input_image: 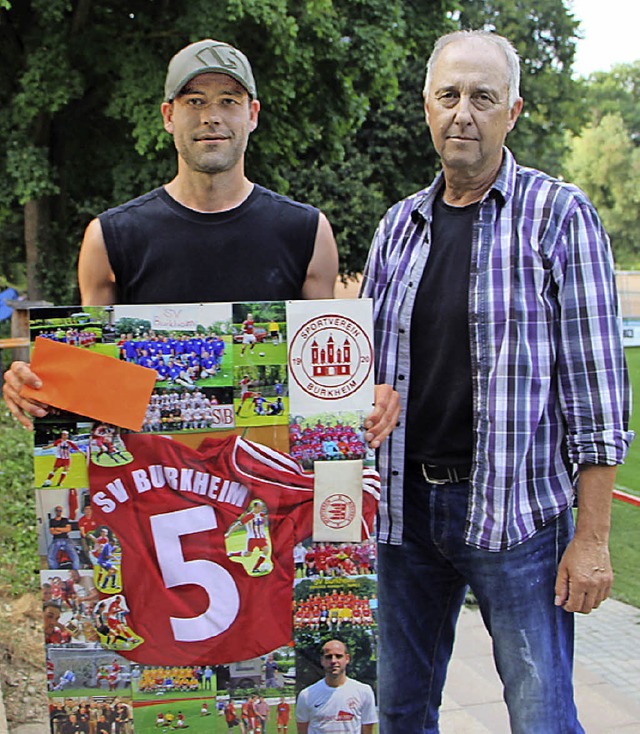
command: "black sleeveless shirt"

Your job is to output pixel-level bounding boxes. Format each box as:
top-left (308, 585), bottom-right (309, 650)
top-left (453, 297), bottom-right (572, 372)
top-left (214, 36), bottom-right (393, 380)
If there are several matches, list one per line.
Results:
top-left (99, 185), bottom-right (319, 304)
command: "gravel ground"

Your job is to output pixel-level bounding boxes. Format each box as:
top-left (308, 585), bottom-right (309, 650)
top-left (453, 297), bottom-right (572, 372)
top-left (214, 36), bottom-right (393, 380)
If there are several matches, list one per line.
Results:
top-left (0, 594), bottom-right (48, 733)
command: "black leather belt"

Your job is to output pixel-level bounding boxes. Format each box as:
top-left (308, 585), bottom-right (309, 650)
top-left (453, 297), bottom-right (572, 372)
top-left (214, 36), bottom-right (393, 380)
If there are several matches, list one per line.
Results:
top-left (418, 462), bottom-right (472, 485)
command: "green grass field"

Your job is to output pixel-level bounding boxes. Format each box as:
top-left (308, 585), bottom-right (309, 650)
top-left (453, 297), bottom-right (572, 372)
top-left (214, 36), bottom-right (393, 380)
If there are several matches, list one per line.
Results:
top-left (34, 452), bottom-right (89, 488)
top-left (133, 697), bottom-right (219, 733)
top-left (234, 395), bottom-right (289, 427)
top-left (232, 340), bottom-right (288, 366)
top-left (132, 696), bottom-right (298, 733)
top-left (610, 346), bottom-right (640, 606)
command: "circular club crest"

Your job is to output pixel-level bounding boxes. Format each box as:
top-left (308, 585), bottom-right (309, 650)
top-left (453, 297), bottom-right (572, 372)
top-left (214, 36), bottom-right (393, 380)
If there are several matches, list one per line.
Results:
top-left (288, 314), bottom-right (373, 400)
top-left (319, 493), bottom-right (357, 530)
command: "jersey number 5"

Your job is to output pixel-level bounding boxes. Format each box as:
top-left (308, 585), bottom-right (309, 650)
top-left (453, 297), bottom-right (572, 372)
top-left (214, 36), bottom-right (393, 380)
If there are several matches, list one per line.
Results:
top-left (150, 506), bottom-right (240, 642)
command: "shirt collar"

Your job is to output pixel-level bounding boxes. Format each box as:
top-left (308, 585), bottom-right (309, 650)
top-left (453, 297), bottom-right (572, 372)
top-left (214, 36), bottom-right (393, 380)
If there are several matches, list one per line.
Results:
top-left (411, 146), bottom-right (516, 223)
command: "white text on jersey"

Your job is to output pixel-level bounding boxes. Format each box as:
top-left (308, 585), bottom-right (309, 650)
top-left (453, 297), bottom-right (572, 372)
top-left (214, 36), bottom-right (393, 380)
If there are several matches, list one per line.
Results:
top-left (93, 464), bottom-right (249, 513)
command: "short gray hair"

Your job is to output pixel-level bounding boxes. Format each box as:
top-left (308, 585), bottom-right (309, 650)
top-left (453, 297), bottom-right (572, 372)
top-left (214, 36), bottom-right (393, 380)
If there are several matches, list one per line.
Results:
top-left (424, 30), bottom-right (521, 107)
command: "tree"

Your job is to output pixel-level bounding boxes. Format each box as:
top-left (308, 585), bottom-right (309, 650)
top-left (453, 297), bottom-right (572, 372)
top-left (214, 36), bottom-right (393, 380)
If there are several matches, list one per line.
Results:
top-left (580, 61), bottom-right (640, 144)
top-left (564, 113), bottom-right (640, 268)
top-left (1, 0), bottom-right (412, 300)
top-left (1, 0), bottom-right (586, 299)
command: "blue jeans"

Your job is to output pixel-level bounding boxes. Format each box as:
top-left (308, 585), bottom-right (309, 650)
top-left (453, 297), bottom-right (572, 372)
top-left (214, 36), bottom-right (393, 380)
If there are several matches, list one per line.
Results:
top-left (377, 463), bottom-right (583, 734)
top-left (47, 538), bottom-right (81, 570)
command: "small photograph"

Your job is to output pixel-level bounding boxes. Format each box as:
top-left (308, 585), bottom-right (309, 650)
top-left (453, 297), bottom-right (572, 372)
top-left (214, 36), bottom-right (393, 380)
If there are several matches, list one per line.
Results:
top-left (294, 539), bottom-right (377, 580)
top-left (29, 305), bottom-right (116, 355)
top-left (47, 648), bottom-right (131, 694)
top-left (224, 499), bottom-right (274, 577)
top-left (37, 488), bottom-right (92, 571)
top-left (217, 690), bottom-right (289, 734)
top-left (90, 525), bottom-right (123, 594)
top-left (293, 576), bottom-right (378, 637)
top-left (131, 664), bottom-right (216, 733)
top-left (112, 303), bottom-right (234, 389)
top-left (216, 645), bottom-right (296, 716)
top-left (49, 696), bottom-right (134, 734)
top-left (88, 422), bottom-right (133, 467)
top-left (234, 365), bottom-right (288, 426)
top-left (288, 411), bottom-right (371, 471)
top-left (41, 569), bottom-right (101, 647)
top-left (293, 636), bottom-right (378, 733)
top-left (141, 386), bottom-right (235, 433)
top-left (34, 422), bottom-right (90, 489)
top-left (132, 664), bottom-right (213, 697)
top-left (93, 594), bottom-right (144, 653)
top-left (232, 302), bottom-right (288, 366)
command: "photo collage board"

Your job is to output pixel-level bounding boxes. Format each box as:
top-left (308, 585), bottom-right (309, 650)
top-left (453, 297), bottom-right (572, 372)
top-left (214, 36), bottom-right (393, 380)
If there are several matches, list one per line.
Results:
top-left (31, 299), bottom-right (380, 733)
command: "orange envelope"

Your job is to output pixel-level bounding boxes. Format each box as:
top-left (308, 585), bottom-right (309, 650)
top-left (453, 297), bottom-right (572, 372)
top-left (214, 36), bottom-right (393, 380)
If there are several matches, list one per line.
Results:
top-left (20, 336), bottom-right (156, 431)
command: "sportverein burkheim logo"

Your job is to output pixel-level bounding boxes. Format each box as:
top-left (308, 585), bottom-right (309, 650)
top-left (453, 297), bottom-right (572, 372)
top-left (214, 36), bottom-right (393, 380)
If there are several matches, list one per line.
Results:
top-left (288, 314), bottom-right (373, 400)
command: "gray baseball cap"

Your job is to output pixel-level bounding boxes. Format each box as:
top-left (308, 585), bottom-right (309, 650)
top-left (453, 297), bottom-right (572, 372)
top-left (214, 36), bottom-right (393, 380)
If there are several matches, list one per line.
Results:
top-left (164, 39), bottom-right (257, 101)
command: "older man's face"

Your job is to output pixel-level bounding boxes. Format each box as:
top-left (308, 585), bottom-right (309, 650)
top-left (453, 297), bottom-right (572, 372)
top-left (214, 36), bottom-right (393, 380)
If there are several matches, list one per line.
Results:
top-left (425, 37), bottom-right (522, 183)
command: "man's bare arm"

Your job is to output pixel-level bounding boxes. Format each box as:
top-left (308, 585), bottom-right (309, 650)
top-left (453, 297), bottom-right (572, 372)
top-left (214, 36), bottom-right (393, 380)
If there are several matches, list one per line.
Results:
top-left (301, 212), bottom-right (339, 299)
top-left (78, 218), bottom-right (117, 307)
top-left (296, 722), bottom-right (309, 734)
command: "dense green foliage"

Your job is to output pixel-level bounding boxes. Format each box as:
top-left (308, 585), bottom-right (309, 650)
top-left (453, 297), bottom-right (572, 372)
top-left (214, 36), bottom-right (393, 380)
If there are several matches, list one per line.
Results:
top-left (563, 62), bottom-right (640, 268)
top-left (581, 61), bottom-right (640, 141)
top-left (1, 0), bottom-right (584, 301)
top-left (0, 408), bottom-right (38, 595)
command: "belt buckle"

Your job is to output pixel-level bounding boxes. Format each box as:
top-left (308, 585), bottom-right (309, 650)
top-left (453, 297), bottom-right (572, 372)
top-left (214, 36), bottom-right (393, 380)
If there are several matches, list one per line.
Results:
top-left (420, 464), bottom-right (466, 485)
top-left (421, 464), bottom-right (452, 485)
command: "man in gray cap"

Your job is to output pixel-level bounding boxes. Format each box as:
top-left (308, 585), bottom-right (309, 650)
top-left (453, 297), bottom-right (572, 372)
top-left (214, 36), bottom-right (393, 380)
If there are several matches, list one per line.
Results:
top-left (79, 38), bottom-right (338, 307)
top-left (4, 39), bottom-right (399, 448)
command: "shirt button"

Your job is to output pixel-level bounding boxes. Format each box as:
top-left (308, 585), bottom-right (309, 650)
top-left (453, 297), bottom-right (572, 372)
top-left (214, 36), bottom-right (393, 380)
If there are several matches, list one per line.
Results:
top-left (392, 470), bottom-right (399, 476)
top-left (399, 328), bottom-right (405, 334)
top-left (398, 374), bottom-right (405, 380)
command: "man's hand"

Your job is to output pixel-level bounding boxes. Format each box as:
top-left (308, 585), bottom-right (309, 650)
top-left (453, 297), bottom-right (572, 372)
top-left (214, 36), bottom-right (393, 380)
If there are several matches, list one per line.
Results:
top-left (364, 384), bottom-right (401, 449)
top-left (2, 361), bottom-right (50, 429)
top-left (555, 464), bottom-right (616, 614)
top-left (555, 535), bottom-right (613, 614)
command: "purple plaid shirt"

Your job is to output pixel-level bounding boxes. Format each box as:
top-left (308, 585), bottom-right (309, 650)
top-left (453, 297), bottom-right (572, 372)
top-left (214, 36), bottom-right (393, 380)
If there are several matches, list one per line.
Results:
top-left (361, 148), bottom-right (633, 550)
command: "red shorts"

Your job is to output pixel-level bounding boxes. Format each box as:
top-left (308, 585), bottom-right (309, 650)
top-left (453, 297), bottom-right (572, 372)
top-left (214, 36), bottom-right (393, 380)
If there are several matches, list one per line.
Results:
top-left (248, 538), bottom-right (268, 553)
top-left (53, 458), bottom-right (71, 469)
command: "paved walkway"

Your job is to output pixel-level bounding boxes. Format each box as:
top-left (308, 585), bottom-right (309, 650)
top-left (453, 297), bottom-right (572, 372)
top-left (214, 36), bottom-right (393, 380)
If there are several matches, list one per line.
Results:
top-left (440, 598), bottom-right (640, 733)
top-left (4, 599), bottom-right (640, 733)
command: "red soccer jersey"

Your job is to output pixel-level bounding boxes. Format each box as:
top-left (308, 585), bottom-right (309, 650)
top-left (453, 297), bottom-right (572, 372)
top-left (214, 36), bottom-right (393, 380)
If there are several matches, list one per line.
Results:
top-left (53, 438), bottom-right (81, 460)
top-left (277, 701), bottom-right (290, 721)
top-left (78, 514), bottom-right (97, 537)
top-left (89, 433), bottom-right (378, 665)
